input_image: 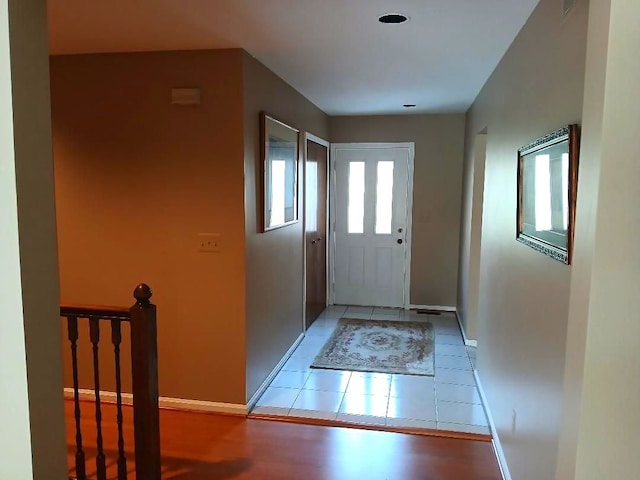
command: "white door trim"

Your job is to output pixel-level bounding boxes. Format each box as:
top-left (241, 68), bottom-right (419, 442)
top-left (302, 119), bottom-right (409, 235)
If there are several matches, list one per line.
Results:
top-left (303, 132), bottom-right (330, 332)
top-left (329, 142), bottom-right (415, 309)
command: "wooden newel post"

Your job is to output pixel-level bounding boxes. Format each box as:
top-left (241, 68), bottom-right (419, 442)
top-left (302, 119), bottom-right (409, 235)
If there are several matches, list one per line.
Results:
top-left (129, 283), bottom-right (161, 480)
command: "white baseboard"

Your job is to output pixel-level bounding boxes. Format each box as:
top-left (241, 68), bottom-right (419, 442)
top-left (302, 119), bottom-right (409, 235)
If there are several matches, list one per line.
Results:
top-left (65, 388), bottom-right (134, 405)
top-left (454, 310), bottom-right (478, 348)
top-left (246, 332), bottom-right (305, 410)
top-left (158, 396), bottom-right (246, 415)
top-left (64, 332), bottom-right (306, 417)
top-left (473, 371), bottom-right (511, 480)
top-left (409, 304), bottom-right (456, 312)
top-left (64, 388), bottom-right (247, 416)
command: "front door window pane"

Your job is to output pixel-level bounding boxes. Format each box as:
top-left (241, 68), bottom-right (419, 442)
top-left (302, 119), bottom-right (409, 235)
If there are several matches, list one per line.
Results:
top-left (348, 162), bottom-right (365, 234)
top-left (375, 161), bottom-right (394, 234)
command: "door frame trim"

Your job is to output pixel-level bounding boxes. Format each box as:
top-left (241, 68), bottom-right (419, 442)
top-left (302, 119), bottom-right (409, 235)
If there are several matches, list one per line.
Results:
top-left (329, 142), bottom-right (415, 309)
top-left (303, 132), bottom-right (330, 332)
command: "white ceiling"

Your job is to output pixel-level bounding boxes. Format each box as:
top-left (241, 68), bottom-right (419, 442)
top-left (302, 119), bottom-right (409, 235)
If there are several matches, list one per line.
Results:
top-left (47, 0), bottom-right (540, 115)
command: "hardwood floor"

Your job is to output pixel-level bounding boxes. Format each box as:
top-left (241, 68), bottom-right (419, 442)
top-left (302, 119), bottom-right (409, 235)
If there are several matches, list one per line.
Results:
top-left (65, 401), bottom-right (501, 479)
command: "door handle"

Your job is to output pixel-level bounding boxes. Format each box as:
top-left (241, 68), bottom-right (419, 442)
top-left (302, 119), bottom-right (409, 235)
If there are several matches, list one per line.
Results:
top-left (397, 239), bottom-right (403, 245)
top-left (312, 237), bottom-right (323, 245)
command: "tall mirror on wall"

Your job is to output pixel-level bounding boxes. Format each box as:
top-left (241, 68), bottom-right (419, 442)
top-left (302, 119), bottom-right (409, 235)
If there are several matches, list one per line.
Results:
top-left (517, 124), bottom-right (580, 264)
top-left (261, 113), bottom-right (299, 232)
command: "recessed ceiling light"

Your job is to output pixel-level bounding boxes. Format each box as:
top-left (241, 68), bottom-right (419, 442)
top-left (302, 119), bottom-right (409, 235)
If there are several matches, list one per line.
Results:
top-left (378, 13), bottom-right (409, 24)
top-left (403, 104), bottom-right (417, 108)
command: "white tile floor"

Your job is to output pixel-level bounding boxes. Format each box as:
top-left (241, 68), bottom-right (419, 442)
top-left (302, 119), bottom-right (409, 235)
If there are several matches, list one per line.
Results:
top-left (251, 305), bottom-right (490, 436)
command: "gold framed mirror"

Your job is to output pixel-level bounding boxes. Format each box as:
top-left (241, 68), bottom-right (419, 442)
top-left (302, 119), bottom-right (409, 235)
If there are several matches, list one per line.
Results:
top-left (516, 124), bottom-right (580, 264)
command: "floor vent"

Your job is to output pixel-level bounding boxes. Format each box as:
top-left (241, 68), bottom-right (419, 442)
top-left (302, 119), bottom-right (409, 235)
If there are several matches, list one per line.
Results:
top-left (416, 309), bottom-right (442, 315)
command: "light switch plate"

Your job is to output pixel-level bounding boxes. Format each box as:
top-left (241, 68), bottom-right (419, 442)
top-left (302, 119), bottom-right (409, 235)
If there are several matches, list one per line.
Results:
top-left (198, 233), bottom-right (220, 253)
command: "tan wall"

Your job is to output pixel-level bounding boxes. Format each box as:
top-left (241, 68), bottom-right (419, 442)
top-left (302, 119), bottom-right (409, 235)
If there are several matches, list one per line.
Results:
top-left (461, 0), bottom-right (589, 478)
top-left (458, 133), bottom-right (487, 340)
top-left (558, 0), bottom-right (640, 477)
top-left (243, 52), bottom-right (329, 401)
top-left (457, 134), bottom-right (475, 334)
top-left (0, 0), bottom-right (67, 478)
top-left (52, 49), bottom-right (248, 404)
top-left (329, 114), bottom-right (465, 307)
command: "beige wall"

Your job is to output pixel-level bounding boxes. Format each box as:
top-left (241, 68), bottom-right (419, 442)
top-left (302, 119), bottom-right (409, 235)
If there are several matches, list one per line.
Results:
top-left (558, 0), bottom-right (640, 477)
top-left (461, 0), bottom-right (589, 478)
top-left (556, 1), bottom-right (610, 475)
top-left (329, 115), bottom-right (465, 307)
top-left (52, 49), bottom-right (248, 404)
top-left (243, 52), bottom-right (329, 401)
top-left (458, 133), bottom-right (487, 340)
top-left (0, 0), bottom-right (67, 478)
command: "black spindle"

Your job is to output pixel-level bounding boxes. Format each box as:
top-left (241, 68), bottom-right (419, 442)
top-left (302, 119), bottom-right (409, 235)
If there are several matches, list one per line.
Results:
top-left (67, 316), bottom-right (87, 480)
top-left (111, 319), bottom-right (128, 479)
top-left (89, 318), bottom-right (107, 480)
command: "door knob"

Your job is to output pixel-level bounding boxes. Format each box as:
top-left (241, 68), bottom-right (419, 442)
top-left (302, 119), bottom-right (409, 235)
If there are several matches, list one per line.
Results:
top-left (397, 239), bottom-right (403, 245)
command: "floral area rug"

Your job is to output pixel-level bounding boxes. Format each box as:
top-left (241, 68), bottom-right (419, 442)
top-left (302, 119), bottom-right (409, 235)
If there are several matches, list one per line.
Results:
top-left (311, 318), bottom-right (434, 376)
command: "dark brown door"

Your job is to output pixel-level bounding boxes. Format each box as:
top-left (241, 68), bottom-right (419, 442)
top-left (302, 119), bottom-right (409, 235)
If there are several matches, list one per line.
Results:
top-left (305, 139), bottom-right (328, 328)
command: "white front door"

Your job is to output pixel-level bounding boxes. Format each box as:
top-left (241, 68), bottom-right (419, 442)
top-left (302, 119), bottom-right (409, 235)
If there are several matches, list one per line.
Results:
top-left (331, 143), bottom-right (414, 308)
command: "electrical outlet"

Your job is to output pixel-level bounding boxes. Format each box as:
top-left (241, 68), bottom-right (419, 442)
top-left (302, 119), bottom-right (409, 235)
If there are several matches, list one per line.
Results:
top-left (198, 233), bottom-right (221, 253)
top-left (511, 409), bottom-right (517, 435)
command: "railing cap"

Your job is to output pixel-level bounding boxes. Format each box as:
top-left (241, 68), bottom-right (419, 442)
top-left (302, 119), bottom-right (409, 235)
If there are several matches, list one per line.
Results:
top-left (133, 283), bottom-right (153, 305)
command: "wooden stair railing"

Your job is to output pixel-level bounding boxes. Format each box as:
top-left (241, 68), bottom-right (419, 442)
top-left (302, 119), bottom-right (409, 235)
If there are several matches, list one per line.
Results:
top-left (60, 283), bottom-right (160, 480)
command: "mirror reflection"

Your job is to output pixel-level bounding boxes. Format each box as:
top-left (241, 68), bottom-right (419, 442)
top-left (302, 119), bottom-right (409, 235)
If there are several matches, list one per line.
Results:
top-left (521, 145), bottom-right (569, 247)
top-left (262, 114), bottom-right (299, 231)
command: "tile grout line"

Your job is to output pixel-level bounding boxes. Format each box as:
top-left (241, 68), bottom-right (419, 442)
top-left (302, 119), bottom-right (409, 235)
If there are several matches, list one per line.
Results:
top-left (434, 370), bottom-right (440, 426)
top-left (383, 375), bottom-right (393, 425)
top-left (333, 372), bottom-right (353, 417)
top-left (287, 373), bottom-right (310, 415)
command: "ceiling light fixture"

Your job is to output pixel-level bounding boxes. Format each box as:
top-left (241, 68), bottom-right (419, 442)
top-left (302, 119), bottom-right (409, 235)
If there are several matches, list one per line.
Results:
top-left (378, 13), bottom-right (409, 24)
top-left (403, 104), bottom-right (417, 108)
